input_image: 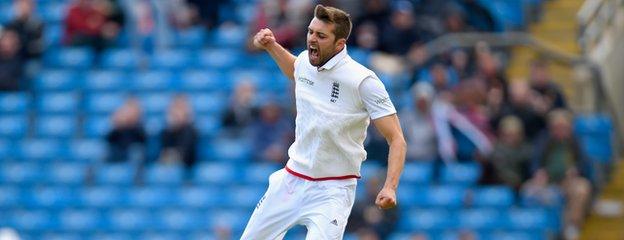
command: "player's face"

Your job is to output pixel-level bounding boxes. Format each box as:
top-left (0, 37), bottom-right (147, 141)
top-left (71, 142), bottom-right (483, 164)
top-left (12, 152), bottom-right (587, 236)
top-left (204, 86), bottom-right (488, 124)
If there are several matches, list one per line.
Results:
top-left (307, 17), bottom-right (345, 67)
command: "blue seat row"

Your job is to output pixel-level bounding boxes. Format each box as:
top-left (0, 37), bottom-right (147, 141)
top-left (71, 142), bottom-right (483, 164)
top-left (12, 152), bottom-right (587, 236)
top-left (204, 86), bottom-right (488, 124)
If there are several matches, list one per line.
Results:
top-left (2, 208), bottom-right (249, 232)
top-left (390, 230), bottom-right (549, 240)
top-left (34, 69), bottom-right (288, 93)
top-left (399, 208), bottom-right (559, 232)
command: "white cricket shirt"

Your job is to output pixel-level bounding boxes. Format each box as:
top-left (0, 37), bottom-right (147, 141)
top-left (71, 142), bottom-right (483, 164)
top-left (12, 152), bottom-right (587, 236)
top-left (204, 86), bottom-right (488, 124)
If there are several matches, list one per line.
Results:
top-left (285, 47), bottom-right (396, 180)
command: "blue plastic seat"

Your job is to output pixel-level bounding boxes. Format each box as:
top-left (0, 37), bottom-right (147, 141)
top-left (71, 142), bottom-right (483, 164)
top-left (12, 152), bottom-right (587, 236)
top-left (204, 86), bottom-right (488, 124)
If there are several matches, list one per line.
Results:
top-left (575, 114), bottom-right (614, 163)
top-left (37, 93), bottom-right (78, 113)
top-left (37, 1), bottom-right (68, 23)
top-left (506, 208), bottom-right (554, 231)
top-left (85, 70), bottom-right (127, 92)
top-left (144, 115), bottom-right (166, 136)
top-left (44, 23), bottom-right (63, 47)
top-left (139, 232), bottom-right (185, 240)
top-left (0, 186), bottom-right (21, 208)
top-left (70, 139), bottom-right (107, 162)
top-left (156, 209), bottom-right (204, 231)
top-left (133, 71), bottom-right (176, 91)
top-left (150, 50), bottom-right (192, 70)
top-left (458, 209), bottom-right (503, 230)
top-left (44, 47), bottom-right (94, 68)
top-left (208, 210), bottom-right (248, 232)
top-left (194, 162), bottom-right (238, 185)
top-left (189, 93), bottom-right (227, 114)
top-left (45, 162), bottom-right (87, 185)
top-left (0, 140), bottom-right (12, 159)
top-left (85, 93), bottom-right (125, 114)
top-left (441, 163), bottom-right (482, 185)
top-left (128, 187), bottom-right (175, 207)
top-left (35, 70), bottom-right (80, 91)
top-left (177, 186), bottom-right (222, 207)
top-left (471, 186), bottom-right (515, 207)
top-left (144, 164), bottom-right (184, 185)
top-left (18, 139), bottom-right (66, 160)
top-left (243, 163), bottom-right (280, 184)
top-left (28, 186), bottom-right (78, 208)
top-left (9, 210), bottom-right (55, 231)
top-left (401, 209), bottom-right (455, 231)
top-left (0, 162), bottom-right (42, 184)
top-left (80, 186), bottom-right (128, 207)
top-left (108, 209), bottom-right (154, 231)
top-left (0, 115), bottom-right (28, 138)
top-left (90, 233), bottom-right (133, 240)
top-left (17, 139), bottom-right (65, 161)
top-left (0, 93), bottom-right (29, 113)
top-left (84, 116), bottom-right (111, 138)
top-left (415, 186), bottom-right (467, 207)
top-left (176, 26), bottom-right (206, 48)
top-left (402, 162), bottom-right (434, 184)
top-left (179, 70), bottom-right (223, 92)
top-left (101, 48), bottom-right (143, 69)
top-left (139, 93), bottom-right (172, 115)
top-left (36, 115), bottom-right (76, 138)
top-left (487, 231), bottom-right (546, 240)
top-left (360, 161), bottom-right (382, 180)
top-left (94, 163), bottom-right (137, 185)
top-left (197, 48), bottom-right (244, 69)
top-left (210, 137), bottom-right (252, 162)
top-left (195, 115), bottom-right (221, 137)
top-left (209, 26), bottom-right (246, 48)
top-left (58, 209), bottom-right (102, 231)
top-left (229, 69), bottom-right (273, 91)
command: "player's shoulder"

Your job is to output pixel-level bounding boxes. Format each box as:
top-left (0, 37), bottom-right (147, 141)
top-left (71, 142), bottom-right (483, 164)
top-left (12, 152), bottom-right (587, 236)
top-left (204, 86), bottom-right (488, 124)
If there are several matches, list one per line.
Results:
top-left (343, 55), bottom-right (373, 74)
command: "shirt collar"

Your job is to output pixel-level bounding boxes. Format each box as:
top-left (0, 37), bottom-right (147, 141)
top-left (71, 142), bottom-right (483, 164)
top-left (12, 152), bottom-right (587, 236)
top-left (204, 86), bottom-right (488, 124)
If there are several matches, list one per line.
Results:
top-left (317, 46), bottom-right (348, 71)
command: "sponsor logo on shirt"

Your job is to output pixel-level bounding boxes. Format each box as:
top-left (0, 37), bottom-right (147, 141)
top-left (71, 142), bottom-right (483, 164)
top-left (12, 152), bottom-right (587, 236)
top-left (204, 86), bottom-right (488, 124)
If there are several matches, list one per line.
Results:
top-left (298, 77), bottom-right (314, 86)
top-left (374, 97), bottom-right (391, 106)
top-left (330, 82), bottom-right (340, 103)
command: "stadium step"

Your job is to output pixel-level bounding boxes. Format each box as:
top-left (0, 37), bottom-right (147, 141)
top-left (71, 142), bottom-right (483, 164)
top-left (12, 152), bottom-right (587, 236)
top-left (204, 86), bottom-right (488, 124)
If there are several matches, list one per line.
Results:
top-left (506, 0), bottom-right (583, 107)
top-left (581, 160), bottom-right (624, 240)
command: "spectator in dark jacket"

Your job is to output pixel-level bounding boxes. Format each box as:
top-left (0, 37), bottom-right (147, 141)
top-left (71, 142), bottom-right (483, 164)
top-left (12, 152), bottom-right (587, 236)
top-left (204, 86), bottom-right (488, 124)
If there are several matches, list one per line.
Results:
top-left (0, 29), bottom-right (24, 91)
top-left (251, 100), bottom-right (293, 164)
top-left (530, 109), bottom-right (591, 239)
top-left (159, 95), bottom-right (198, 169)
top-left (5, 0), bottom-right (44, 60)
top-left (106, 98), bottom-right (147, 162)
top-left (529, 59), bottom-right (567, 110)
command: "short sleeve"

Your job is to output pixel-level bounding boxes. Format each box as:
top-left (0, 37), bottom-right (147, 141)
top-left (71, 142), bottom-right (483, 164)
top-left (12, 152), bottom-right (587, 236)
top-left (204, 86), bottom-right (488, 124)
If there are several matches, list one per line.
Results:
top-left (359, 76), bottom-right (396, 119)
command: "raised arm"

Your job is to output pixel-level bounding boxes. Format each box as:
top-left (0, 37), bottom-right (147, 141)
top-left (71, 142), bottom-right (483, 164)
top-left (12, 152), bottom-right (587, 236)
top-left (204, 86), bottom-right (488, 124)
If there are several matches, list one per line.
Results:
top-left (253, 28), bottom-right (297, 81)
top-left (372, 114), bottom-right (407, 209)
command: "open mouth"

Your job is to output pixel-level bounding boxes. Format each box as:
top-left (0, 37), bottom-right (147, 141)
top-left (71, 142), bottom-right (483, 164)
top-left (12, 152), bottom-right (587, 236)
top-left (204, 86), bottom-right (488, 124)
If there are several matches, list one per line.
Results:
top-left (309, 45), bottom-right (319, 62)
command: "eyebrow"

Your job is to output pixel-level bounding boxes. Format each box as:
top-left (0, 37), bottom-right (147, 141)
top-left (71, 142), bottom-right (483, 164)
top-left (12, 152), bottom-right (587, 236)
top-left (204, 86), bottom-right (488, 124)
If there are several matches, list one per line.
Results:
top-left (308, 27), bottom-right (328, 36)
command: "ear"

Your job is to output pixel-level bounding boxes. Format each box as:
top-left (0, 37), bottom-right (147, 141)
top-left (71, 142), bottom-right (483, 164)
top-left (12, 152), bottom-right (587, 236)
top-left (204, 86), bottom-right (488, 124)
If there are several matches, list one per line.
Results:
top-left (335, 38), bottom-right (346, 51)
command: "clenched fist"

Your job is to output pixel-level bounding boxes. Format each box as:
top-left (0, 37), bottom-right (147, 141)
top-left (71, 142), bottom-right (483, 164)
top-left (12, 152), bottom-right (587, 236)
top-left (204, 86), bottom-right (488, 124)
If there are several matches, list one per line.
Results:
top-left (375, 187), bottom-right (397, 209)
top-left (253, 28), bottom-right (276, 50)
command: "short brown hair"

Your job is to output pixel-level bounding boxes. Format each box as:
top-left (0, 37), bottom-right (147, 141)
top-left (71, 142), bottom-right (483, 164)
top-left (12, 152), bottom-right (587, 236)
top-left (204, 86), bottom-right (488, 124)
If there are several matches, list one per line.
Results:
top-left (314, 4), bottom-right (352, 41)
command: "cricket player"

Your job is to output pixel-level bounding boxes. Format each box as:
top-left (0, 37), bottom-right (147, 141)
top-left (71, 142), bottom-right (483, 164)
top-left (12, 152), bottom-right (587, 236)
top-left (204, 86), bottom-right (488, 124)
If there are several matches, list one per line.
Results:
top-left (241, 4), bottom-right (406, 239)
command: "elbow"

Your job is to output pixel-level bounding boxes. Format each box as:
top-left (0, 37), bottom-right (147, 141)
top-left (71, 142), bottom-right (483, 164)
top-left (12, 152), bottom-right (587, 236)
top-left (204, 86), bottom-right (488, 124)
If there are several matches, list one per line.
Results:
top-left (393, 137), bottom-right (407, 153)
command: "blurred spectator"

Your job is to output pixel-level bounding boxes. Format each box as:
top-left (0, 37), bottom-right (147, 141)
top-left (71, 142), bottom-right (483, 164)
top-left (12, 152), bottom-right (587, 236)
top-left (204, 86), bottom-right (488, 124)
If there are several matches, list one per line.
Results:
top-left (400, 82), bottom-right (437, 161)
top-left (187, 0), bottom-right (230, 29)
top-left (351, 0), bottom-right (389, 50)
top-left (0, 29), bottom-right (24, 91)
top-left (251, 100), bottom-right (292, 164)
top-left (449, 49), bottom-right (471, 80)
top-left (4, 0), bottom-right (44, 60)
top-left (347, 175), bottom-right (398, 239)
top-left (379, 1), bottom-right (428, 55)
top-left (64, 0), bottom-right (123, 52)
top-left (490, 81), bottom-right (546, 141)
top-left (158, 95), bottom-right (198, 169)
top-left (457, 0), bottom-right (496, 31)
top-left (454, 78), bottom-right (494, 138)
top-left (222, 80), bottom-right (259, 135)
top-left (249, 0), bottom-right (311, 50)
top-left (106, 98), bottom-right (147, 162)
top-left (520, 169), bottom-right (562, 207)
top-left (529, 59), bottom-right (567, 110)
top-left (531, 109), bottom-right (592, 238)
top-left (482, 116), bottom-right (531, 189)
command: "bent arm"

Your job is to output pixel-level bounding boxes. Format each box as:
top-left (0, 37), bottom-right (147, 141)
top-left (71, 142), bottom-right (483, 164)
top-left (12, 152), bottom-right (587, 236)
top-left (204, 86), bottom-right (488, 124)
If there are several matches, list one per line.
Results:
top-left (372, 114), bottom-right (407, 190)
top-left (253, 28), bottom-right (296, 80)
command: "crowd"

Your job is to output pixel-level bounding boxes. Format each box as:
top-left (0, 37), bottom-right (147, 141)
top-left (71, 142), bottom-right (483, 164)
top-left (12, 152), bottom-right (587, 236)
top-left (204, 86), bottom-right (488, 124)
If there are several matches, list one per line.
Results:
top-left (0, 0), bottom-right (601, 239)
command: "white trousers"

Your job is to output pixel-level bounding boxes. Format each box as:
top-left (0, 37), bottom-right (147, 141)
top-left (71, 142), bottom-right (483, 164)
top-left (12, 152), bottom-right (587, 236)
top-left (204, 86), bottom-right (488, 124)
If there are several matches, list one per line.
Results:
top-left (240, 169), bottom-right (357, 240)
